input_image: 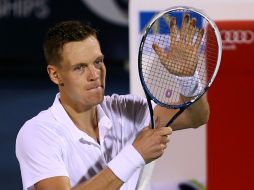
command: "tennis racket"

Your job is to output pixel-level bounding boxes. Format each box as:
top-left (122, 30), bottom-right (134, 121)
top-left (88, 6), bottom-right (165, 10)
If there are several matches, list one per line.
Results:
top-left (138, 6), bottom-right (222, 129)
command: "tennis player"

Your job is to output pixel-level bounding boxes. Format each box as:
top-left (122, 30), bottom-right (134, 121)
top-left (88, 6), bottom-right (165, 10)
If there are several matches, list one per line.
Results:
top-left (16, 20), bottom-right (209, 190)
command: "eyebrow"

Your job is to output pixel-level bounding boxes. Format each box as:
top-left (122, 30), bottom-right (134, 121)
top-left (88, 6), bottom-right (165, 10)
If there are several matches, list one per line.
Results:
top-left (95, 55), bottom-right (104, 61)
top-left (71, 55), bottom-right (104, 68)
top-left (71, 63), bottom-right (87, 68)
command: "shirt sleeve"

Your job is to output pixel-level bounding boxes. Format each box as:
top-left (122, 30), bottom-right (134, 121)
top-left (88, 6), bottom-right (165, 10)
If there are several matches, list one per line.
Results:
top-left (16, 121), bottom-right (69, 190)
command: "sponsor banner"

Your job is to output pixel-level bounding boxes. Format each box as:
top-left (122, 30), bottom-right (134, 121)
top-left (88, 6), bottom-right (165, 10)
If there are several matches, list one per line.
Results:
top-left (130, 4), bottom-right (207, 187)
top-left (130, 1), bottom-right (254, 189)
top-left (0, 0), bottom-right (50, 19)
top-left (0, 0), bottom-right (129, 64)
top-left (139, 11), bottom-right (203, 32)
top-left (80, 0), bottom-right (128, 26)
top-left (208, 21), bottom-right (254, 190)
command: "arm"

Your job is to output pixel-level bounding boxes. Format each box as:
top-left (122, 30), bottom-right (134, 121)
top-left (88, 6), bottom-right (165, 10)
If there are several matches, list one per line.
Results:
top-left (35, 168), bottom-right (123, 190)
top-left (16, 124), bottom-right (123, 190)
top-left (154, 93), bottom-right (210, 131)
top-left (152, 15), bottom-right (209, 130)
top-left (34, 127), bottom-right (172, 190)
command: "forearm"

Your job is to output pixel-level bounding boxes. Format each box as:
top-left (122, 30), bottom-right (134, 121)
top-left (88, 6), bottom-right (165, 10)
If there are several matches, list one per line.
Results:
top-left (35, 145), bottom-right (144, 190)
top-left (181, 93), bottom-right (210, 128)
top-left (154, 93), bottom-right (209, 131)
top-left (72, 167), bottom-right (123, 190)
top-left (73, 144), bottom-right (145, 190)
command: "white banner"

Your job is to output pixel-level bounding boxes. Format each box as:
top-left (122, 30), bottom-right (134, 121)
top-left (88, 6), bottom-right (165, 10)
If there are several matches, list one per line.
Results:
top-left (129, 0), bottom-right (254, 189)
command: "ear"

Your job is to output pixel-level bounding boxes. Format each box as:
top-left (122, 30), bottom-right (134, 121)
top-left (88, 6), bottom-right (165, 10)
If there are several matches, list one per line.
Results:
top-left (47, 65), bottom-right (63, 86)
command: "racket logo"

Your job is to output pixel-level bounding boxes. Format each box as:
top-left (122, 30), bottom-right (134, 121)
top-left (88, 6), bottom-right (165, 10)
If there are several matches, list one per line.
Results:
top-left (221, 30), bottom-right (254, 44)
top-left (165, 89), bottom-right (172, 98)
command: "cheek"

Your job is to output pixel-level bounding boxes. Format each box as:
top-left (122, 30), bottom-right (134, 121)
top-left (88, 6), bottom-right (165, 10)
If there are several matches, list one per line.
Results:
top-left (63, 74), bottom-right (84, 90)
top-left (101, 66), bottom-right (106, 86)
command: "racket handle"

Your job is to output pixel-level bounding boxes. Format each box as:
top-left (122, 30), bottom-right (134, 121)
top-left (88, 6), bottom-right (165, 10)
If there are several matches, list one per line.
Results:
top-left (147, 99), bottom-right (155, 129)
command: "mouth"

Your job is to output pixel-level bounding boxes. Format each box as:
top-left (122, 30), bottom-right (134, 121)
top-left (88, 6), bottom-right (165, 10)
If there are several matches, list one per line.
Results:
top-left (86, 82), bottom-right (104, 91)
top-left (88, 86), bottom-right (103, 91)
top-left (86, 86), bottom-right (104, 97)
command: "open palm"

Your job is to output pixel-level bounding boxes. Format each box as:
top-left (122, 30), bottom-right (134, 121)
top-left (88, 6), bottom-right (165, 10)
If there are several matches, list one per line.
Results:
top-left (152, 14), bottom-right (204, 77)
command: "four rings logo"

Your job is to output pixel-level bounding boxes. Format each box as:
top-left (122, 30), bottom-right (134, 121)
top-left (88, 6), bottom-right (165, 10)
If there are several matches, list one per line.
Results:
top-left (221, 30), bottom-right (254, 44)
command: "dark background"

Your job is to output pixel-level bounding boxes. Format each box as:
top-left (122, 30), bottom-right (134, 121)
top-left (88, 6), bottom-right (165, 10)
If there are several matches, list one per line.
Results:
top-left (0, 0), bottom-right (129, 189)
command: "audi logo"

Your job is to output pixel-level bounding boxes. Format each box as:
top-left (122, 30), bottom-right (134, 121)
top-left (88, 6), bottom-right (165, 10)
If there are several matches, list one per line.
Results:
top-left (220, 30), bottom-right (254, 44)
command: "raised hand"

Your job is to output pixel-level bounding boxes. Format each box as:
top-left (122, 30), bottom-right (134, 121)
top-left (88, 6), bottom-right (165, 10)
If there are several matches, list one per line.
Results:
top-left (152, 14), bottom-right (204, 77)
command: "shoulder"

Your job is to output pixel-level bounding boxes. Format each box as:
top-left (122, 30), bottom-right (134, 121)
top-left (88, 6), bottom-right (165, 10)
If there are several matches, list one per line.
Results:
top-left (15, 109), bottom-right (68, 189)
top-left (101, 94), bottom-right (148, 114)
top-left (100, 94), bottom-right (149, 124)
top-left (18, 108), bottom-right (59, 136)
top-left (102, 94), bottom-right (147, 107)
top-left (16, 109), bottom-right (63, 156)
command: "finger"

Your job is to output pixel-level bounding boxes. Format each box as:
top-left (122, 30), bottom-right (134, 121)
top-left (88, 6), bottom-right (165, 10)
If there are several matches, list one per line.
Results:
top-left (160, 136), bottom-right (170, 144)
top-left (180, 14), bottom-right (190, 43)
top-left (160, 143), bottom-right (167, 150)
top-left (194, 28), bottom-right (204, 50)
top-left (163, 14), bottom-right (171, 27)
top-left (160, 143), bottom-right (168, 155)
top-left (170, 17), bottom-right (177, 44)
top-left (168, 126), bottom-right (173, 132)
top-left (152, 43), bottom-right (167, 61)
top-left (152, 20), bottom-right (159, 34)
top-left (154, 143), bottom-right (167, 157)
top-left (156, 126), bottom-right (173, 136)
top-left (186, 17), bottom-right (196, 45)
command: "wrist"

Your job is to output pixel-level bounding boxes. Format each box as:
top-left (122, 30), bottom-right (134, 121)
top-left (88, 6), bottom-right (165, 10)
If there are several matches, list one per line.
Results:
top-left (107, 144), bottom-right (145, 182)
top-left (176, 71), bottom-right (203, 97)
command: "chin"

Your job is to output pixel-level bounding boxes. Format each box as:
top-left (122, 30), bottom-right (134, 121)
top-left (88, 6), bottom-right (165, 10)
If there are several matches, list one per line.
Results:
top-left (88, 93), bottom-right (104, 104)
top-left (83, 87), bottom-right (104, 104)
top-left (86, 96), bottom-right (104, 107)
top-left (96, 93), bottom-right (104, 103)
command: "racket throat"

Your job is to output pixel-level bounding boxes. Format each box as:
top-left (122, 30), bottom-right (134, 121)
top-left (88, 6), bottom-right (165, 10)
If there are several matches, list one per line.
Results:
top-left (146, 98), bottom-right (155, 129)
top-left (165, 108), bottom-right (185, 127)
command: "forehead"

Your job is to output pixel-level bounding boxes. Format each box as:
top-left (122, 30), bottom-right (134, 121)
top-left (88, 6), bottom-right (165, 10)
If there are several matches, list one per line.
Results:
top-left (61, 36), bottom-right (102, 65)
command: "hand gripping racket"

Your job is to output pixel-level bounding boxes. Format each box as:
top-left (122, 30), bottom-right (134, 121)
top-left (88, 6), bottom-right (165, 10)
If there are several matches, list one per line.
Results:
top-left (138, 6), bottom-right (222, 129)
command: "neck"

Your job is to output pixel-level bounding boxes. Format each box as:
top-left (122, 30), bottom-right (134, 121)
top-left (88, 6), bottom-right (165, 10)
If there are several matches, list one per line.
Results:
top-left (60, 98), bottom-right (99, 142)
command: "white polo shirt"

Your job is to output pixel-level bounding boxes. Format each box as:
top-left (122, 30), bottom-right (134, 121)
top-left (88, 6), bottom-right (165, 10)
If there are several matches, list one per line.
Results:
top-left (16, 93), bottom-right (151, 190)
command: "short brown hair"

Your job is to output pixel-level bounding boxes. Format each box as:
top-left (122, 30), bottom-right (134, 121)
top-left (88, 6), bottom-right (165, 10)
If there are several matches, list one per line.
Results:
top-left (43, 20), bottom-right (97, 66)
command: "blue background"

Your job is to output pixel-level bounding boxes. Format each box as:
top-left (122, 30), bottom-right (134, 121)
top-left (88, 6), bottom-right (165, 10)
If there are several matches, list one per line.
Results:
top-left (0, 0), bottom-right (129, 189)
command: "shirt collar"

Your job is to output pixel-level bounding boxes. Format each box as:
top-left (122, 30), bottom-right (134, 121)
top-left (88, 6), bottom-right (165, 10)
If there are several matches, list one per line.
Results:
top-left (97, 104), bottom-right (113, 143)
top-left (50, 93), bottom-right (112, 145)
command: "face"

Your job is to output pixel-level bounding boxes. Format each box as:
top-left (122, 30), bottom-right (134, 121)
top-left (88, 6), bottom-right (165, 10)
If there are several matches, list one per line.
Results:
top-left (48, 36), bottom-right (106, 110)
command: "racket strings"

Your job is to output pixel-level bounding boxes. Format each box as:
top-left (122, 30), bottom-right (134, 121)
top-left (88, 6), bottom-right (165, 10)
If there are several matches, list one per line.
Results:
top-left (141, 11), bottom-right (219, 105)
top-left (143, 55), bottom-right (179, 99)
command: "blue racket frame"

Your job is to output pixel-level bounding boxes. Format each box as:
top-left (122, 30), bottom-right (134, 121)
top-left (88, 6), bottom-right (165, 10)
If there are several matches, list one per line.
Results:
top-left (138, 6), bottom-right (222, 129)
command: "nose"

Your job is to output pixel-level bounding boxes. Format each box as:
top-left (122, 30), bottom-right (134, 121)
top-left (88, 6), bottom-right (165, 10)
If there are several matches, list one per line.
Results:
top-left (87, 65), bottom-right (99, 81)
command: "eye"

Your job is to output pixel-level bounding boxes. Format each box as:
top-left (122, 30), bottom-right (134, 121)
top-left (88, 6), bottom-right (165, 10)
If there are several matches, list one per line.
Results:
top-left (95, 58), bottom-right (104, 65)
top-left (95, 58), bottom-right (104, 68)
top-left (73, 65), bottom-right (85, 72)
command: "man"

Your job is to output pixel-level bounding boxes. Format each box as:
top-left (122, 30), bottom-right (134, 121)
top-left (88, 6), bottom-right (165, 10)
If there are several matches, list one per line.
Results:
top-left (16, 18), bottom-right (209, 190)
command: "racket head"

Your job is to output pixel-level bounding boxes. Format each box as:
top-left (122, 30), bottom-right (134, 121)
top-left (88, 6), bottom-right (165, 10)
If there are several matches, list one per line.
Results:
top-left (138, 6), bottom-right (222, 109)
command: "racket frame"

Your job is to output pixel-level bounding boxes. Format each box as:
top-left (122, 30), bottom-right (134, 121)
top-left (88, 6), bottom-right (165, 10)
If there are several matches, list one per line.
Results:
top-left (138, 6), bottom-right (222, 128)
